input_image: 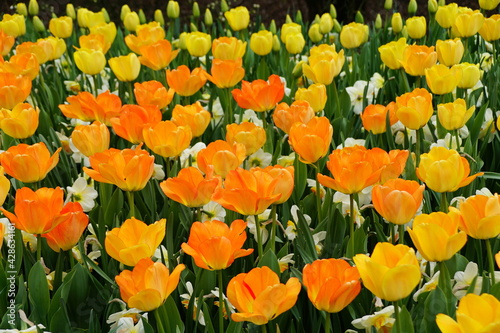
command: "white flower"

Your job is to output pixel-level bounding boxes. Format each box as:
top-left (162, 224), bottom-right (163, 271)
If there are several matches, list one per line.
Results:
top-left (336, 137), bottom-right (366, 149)
top-left (210, 287), bottom-right (235, 319)
top-left (430, 133), bottom-right (462, 151)
top-left (234, 109), bottom-right (263, 127)
top-left (278, 253), bottom-right (295, 272)
top-left (64, 80), bottom-right (81, 94)
top-left (332, 192), bottom-right (366, 227)
top-left (370, 72), bottom-right (385, 93)
top-left (201, 201), bottom-right (226, 222)
top-left (152, 163), bottom-right (165, 180)
top-left (284, 205), bottom-right (312, 241)
top-left (352, 305), bottom-right (395, 331)
top-left (306, 179), bottom-right (326, 200)
top-left (413, 271), bottom-right (440, 301)
top-left (152, 245), bottom-right (169, 267)
top-left (476, 187), bottom-right (494, 197)
top-left (180, 142), bottom-right (207, 169)
top-left (210, 98), bottom-right (224, 125)
top-left (277, 152), bottom-right (295, 167)
top-left (450, 262), bottom-right (500, 299)
top-left (106, 305), bottom-right (144, 330)
top-left (180, 282), bottom-right (207, 326)
top-left (480, 52), bottom-right (494, 72)
top-left (313, 231), bottom-right (327, 255)
top-left (278, 76), bottom-right (291, 96)
top-left (115, 317), bottom-right (145, 333)
top-left (247, 149), bottom-right (272, 168)
top-left (0, 310), bottom-right (51, 332)
top-left (346, 80), bottom-right (375, 114)
top-left (246, 209), bottom-right (275, 244)
top-left (66, 177), bottom-right (98, 212)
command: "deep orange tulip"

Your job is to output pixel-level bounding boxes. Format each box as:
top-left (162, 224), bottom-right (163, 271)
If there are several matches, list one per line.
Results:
top-left (79, 33), bottom-right (111, 54)
top-left (361, 102), bottom-right (398, 135)
top-left (294, 83), bottom-right (327, 113)
top-left (272, 100), bottom-right (315, 134)
top-left (166, 65), bottom-right (207, 97)
top-left (0, 72), bottom-right (31, 109)
top-left (139, 39), bottom-right (179, 71)
top-left (260, 165), bottom-right (294, 204)
top-left (182, 219), bottom-right (253, 270)
top-left (142, 120), bottom-right (192, 158)
top-left (197, 140), bottom-right (246, 178)
top-left (160, 166), bottom-right (219, 208)
top-left (453, 194), bottom-right (500, 239)
top-left (0, 102), bottom-right (39, 139)
top-left (171, 102), bottom-right (211, 137)
top-left (2, 52), bottom-right (40, 80)
top-left (227, 266), bottom-right (301, 325)
top-left (288, 116), bottom-right (333, 164)
top-left (206, 58), bottom-right (245, 89)
top-left (302, 258), bottom-right (361, 313)
top-left (0, 142), bottom-right (61, 183)
top-left (226, 121), bottom-right (266, 156)
top-left (232, 74), bottom-right (285, 112)
top-left (400, 44), bottom-right (438, 77)
top-left (83, 146), bottom-right (155, 192)
top-left (43, 202), bottom-right (89, 252)
top-left (59, 90), bottom-right (122, 126)
top-left (395, 88), bottom-right (433, 130)
top-left (116, 258), bottom-right (185, 311)
top-left (0, 30), bottom-right (15, 56)
top-left (124, 22), bottom-right (165, 54)
top-left (372, 178), bottom-right (425, 225)
top-left (212, 167), bottom-right (282, 215)
top-left (111, 104), bottom-right (162, 144)
top-left (71, 121), bottom-right (110, 158)
top-left (105, 217), bottom-right (166, 266)
top-left (212, 36), bottom-right (246, 60)
top-left (134, 80), bottom-right (174, 109)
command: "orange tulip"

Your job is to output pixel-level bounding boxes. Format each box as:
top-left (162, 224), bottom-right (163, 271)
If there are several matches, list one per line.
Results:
top-left (134, 80), bottom-right (174, 109)
top-left (0, 142), bottom-right (61, 183)
top-left (116, 257), bottom-right (185, 311)
top-left (38, 36), bottom-right (66, 61)
top-left (227, 266), bottom-right (301, 325)
top-left (226, 121), bottom-right (266, 156)
top-left (395, 88), bottom-right (433, 130)
top-left (166, 65), bottom-right (207, 97)
top-left (0, 102), bottom-right (39, 139)
top-left (171, 102), bottom-right (211, 137)
top-left (260, 165), bottom-right (294, 204)
top-left (206, 58), bottom-right (245, 89)
top-left (400, 44), bottom-right (438, 77)
top-left (83, 146), bottom-right (155, 192)
top-left (361, 102), bottom-right (398, 135)
top-left (302, 258), bottom-right (361, 313)
top-left (272, 100), bottom-right (315, 134)
top-left (111, 104), bottom-right (162, 144)
top-left (105, 217), bottom-right (166, 266)
top-left (16, 41), bottom-right (49, 65)
top-left (160, 166), bottom-right (219, 208)
top-left (71, 121), bottom-right (110, 158)
top-left (372, 178), bottom-right (425, 225)
top-left (288, 116), bottom-right (333, 164)
top-left (0, 187), bottom-right (68, 235)
top-left (139, 39), bottom-right (179, 71)
top-left (197, 140), bottom-right (246, 178)
top-left (181, 219), bottom-right (253, 270)
top-left (0, 166), bottom-right (10, 207)
top-left (89, 22), bottom-right (117, 48)
top-left (0, 30), bottom-right (15, 56)
top-left (380, 149), bottom-right (410, 184)
top-left (453, 194), bottom-right (500, 239)
top-left (212, 167), bottom-right (282, 215)
top-left (0, 72), bottom-right (31, 109)
top-left (59, 90), bottom-right (122, 126)
top-left (232, 74), bottom-right (285, 112)
top-left (124, 22), bottom-right (165, 54)
top-left (3, 53), bottom-right (40, 80)
top-left (212, 36), bottom-right (246, 60)
top-left (79, 33), bottom-right (111, 54)
top-left (43, 202), bottom-right (89, 252)
top-left (142, 120), bottom-right (192, 158)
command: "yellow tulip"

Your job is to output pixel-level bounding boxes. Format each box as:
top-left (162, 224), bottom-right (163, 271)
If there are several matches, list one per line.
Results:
top-left (391, 13), bottom-right (403, 33)
top-left (454, 194), bottom-right (500, 240)
top-left (479, 14), bottom-right (500, 42)
top-left (425, 64), bottom-right (461, 95)
top-left (49, 16), bottom-right (73, 38)
top-left (406, 16), bottom-right (426, 39)
top-left (451, 9), bottom-right (484, 38)
top-left (123, 11), bottom-right (140, 32)
top-left (285, 31), bottom-right (305, 54)
top-left (74, 48), bottom-right (106, 75)
top-left (109, 53), bottom-right (141, 82)
top-left (378, 37), bottom-right (407, 70)
top-left (186, 31), bottom-right (211, 57)
top-left (435, 3), bottom-right (458, 29)
top-left (452, 63), bottom-right (481, 89)
top-left (224, 6), bottom-right (250, 31)
top-left (437, 99), bottom-right (475, 131)
top-left (250, 30), bottom-right (273, 56)
top-left (340, 22), bottom-right (369, 49)
top-left (436, 38), bottom-right (464, 67)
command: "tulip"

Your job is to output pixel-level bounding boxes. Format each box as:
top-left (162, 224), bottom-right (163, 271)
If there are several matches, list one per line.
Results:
top-left (302, 259), bottom-right (361, 313)
top-left (166, 0), bottom-right (180, 19)
top-left (391, 13), bottom-right (403, 33)
top-left (280, 22), bottom-right (302, 43)
top-left (273, 100), bottom-right (315, 134)
top-left (294, 83), bottom-right (327, 113)
top-left (308, 23), bottom-right (323, 43)
top-left (261, 165), bottom-right (294, 204)
top-left (435, 3), bottom-right (458, 29)
top-left (166, 65), bottom-right (207, 97)
top-left (451, 9), bottom-right (484, 38)
top-left (205, 58), bottom-right (245, 89)
top-left (0, 142), bottom-right (61, 183)
top-left (224, 6), bottom-right (250, 31)
top-left (79, 33), bottom-right (110, 54)
top-left (400, 44), bottom-right (437, 77)
top-left (417, 146), bottom-right (483, 193)
top-left (288, 116), bottom-right (333, 164)
top-left (479, 14), bottom-right (500, 42)
top-left (116, 258), bottom-right (185, 311)
top-left (302, 44), bottom-right (345, 85)
top-left (340, 22), bottom-right (369, 49)
top-left (109, 53), bottom-right (141, 82)
top-left (171, 102), bottom-right (211, 137)
top-left (40, 36), bottom-right (66, 61)
top-left (105, 218), bottom-right (166, 266)
top-left (227, 266), bottom-right (301, 325)
top-left (0, 103), bottom-right (39, 139)
top-left (160, 167), bottom-right (219, 208)
top-left (285, 32), bottom-right (306, 54)
top-left (406, 16), bottom-right (426, 39)
top-left (453, 194), bottom-right (500, 239)
top-left (250, 30), bottom-right (273, 56)
top-left (139, 40), bottom-right (179, 71)
top-left (0, 14), bottom-right (26, 37)
top-left (319, 13), bottom-right (334, 34)
top-left (134, 81), bottom-right (174, 109)
top-left (197, 140), bottom-right (246, 178)
top-left (15, 41), bottom-right (48, 64)
top-left (43, 202), bottom-right (89, 252)
top-left (452, 63), bottom-right (481, 89)
top-left (395, 88), bottom-right (433, 130)
top-left (3, 53), bottom-right (39, 80)
top-left (407, 211), bottom-right (467, 262)
top-left (124, 22), bottom-right (165, 54)
top-left (425, 64), bottom-right (461, 95)
top-left (232, 74), bottom-right (285, 112)
top-left (0, 72), bottom-right (31, 109)
top-left (186, 31), bottom-right (211, 57)
top-left (49, 16), bottom-right (73, 38)
top-left (16, 3), bottom-right (27, 16)
top-left (372, 178), bottom-right (425, 225)
top-left (77, 9), bottom-right (106, 29)
top-left (212, 36), bottom-right (246, 60)
top-left (226, 122), bottom-right (266, 156)
top-left (0, 167), bottom-right (10, 206)
top-left (143, 120), bottom-right (192, 158)
top-left (73, 48), bottom-right (106, 75)
top-left (204, 8), bottom-right (213, 26)
top-left (361, 103), bottom-right (397, 135)
top-left (480, 0), bottom-right (500, 10)
top-left (111, 104), bottom-right (162, 144)
top-left (182, 219), bottom-right (253, 270)
top-left (123, 11), bottom-right (140, 32)
top-left (378, 37), bottom-right (407, 70)
top-left (436, 38), bottom-right (464, 67)
top-left (0, 30), bottom-right (15, 56)
top-left (438, 99), bottom-right (475, 131)
top-left (89, 22), bottom-right (117, 47)
top-left (71, 121), bottom-right (110, 158)
top-left (353, 242), bottom-right (421, 301)
top-left (436, 293), bottom-right (500, 332)
top-left (83, 146), bottom-right (155, 192)
top-left (59, 90), bottom-right (122, 126)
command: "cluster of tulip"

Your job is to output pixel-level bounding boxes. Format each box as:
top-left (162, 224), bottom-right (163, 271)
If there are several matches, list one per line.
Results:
top-left (0, 0), bottom-right (500, 332)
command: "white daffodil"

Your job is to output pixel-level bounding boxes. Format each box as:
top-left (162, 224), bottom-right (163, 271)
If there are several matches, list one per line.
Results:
top-left (180, 142), bottom-right (207, 169)
top-left (352, 305), bottom-right (395, 332)
top-left (246, 209), bottom-right (275, 244)
top-left (284, 205), bottom-right (312, 241)
top-left (277, 152), bottom-right (295, 167)
top-left (201, 201), bottom-right (226, 222)
top-left (180, 282), bottom-right (207, 326)
top-left (247, 149), bottom-right (272, 168)
top-left (278, 253), bottom-right (295, 272)
top-left (66, 176), bottom-right (98, 212)
top-left (234, 109), bottom-right (263, 127)
top-left (413, 271), bottom-right (440, 301)
top-left (346, 80), bottom-right (375, 114)
top-left (336, 137), bottom-right (366, 149)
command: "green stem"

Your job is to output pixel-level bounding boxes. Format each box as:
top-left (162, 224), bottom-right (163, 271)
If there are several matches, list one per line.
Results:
top-left (349, 194), bottom-right (355, 257)
top-left (454, 129), bottom-right (461, 152)
top-left (486, 238), bottom-right (496, 286)
top-left (218, 270), bottom-right (225, 333)
top-left (269, 205), bottom-right (277, 254)
top-left (440, 192), bottom-right (448, 213)
top-left (53, 250), bottom-right (64, 291)
top-left (36, 234), bottom-right (42, 262)
top-left (255, 214), bottom-right (264, 259)
top-left (127, 191), bottom-right (135, 218)
top-left (261, 324), bottom-right (267, 333)
top-left (400, 68), bottom-right (411, 93)
top-left (398, 224), bottom-right (405, 245)
top-left (127, 81), bottom-right (135, 104)
top-left (415, 128), bottom-right (421, 167)
top-left (196, 206), bottom-right (202, 223)
top-left (315, 162), bottom-right (322, 224)
top-left (154, 307), bottom-right (166, 333)
top-left (393, 301), bottom-right (402, 333)
top-left (324, 311), bottom-right (331, 333)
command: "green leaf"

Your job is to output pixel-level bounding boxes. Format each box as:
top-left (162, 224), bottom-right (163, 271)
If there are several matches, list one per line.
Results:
top-left (257, 249), bottom-right (281, 276)
top-left (422, 288), bottom-right (447, 333)
top-left (28, 261), bottom-right (50, 325)
top-left (392, 305), bottom-right (415, 333)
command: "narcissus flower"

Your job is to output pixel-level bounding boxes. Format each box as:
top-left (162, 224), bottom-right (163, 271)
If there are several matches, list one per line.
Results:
top-left (400, 44), bottom-right (437, 76)
top-left (232, 74), bottom-right (285, 112)
top-left (138, 39), bottom-right (179, 71)
top-left (437, 99), bottom-right (475, 131)
top-left (0, 103), bottom-right (39, 139)
top-left (273, 100), bottom-right (315, 134)
top-left (361, 102), bottom-right (398, 135)
top-left (105, 218), bottom-right (166, 266)
top-left (59, 90), bottom-right (122, 126)
top-left (142, 120), bottom-right (192, 158)
top-left (71, 121), bottom-right (110, 158)
top-left (353, 242), bottom-right (421, 301)
top-left (395, 87), bottom-right (433, 130)
top-left (417, 146), bottom-right (483, 193)
top-left (171, 102), bottom-right (211, 138)
top-left (73, 47), bottom-right (106, 75)
top-left (83, 146), bottom-right (155, 192)
top-left (0, 142), bottom-right (61, 183)
top-left (407, 210), bottom-right (467, 262)
top-left (378, 37), bottom-right (407, 70)
top-left (227, 266), bottom-right (301, 325)
top-left (166, 65), bottom-right (207, 97)
top-left (109, 53), bottom-right (141, 82)
top-left (116, 258), bottom-right (185, 312)
top-left (436, 38), bottom-right (464, 67)
top-left (0, 72), bottom-right (32, 109)
top-left (224, 6), bottom-right (250, 31)
top-left (111, 104), bottom-right (162, 144)
top-left (294, 83), bottom-right (327, 113)
top-left (43, 202), bottom-right (89, 252)
top-left (197, 140), bottom-right (246, 178)
top-left (226, 122), bottom-right (266, 156)
top-left (212, 36), bottom-right (246, 60)
top-left (206, 58), bottom-right (245, 88)
top-left (134, 80), bottom-right (174, 109)
top-left (453, 194), bottom-right (500, 239)
top-left (288, 116), bottom-right (333, 164)
top-left (302, 258), bottom-right (361, 313)
top-left (340, 22), bottom-right (369, 49)
top-left (182, 219), bottom-right (253, 270)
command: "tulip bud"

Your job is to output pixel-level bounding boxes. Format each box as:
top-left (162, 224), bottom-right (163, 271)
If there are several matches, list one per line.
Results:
top-left (28, 0), bottom-right (39, 16)
top-left (102, 8), bottom-right (110, 23)
top-left (167, 1), bottom-right (180, 19)
top-left (401, 26), bottom-right (408, 38)
top-left (154, 9), bottom-right (164, 25)
top-left (285, 14), bottom-right (293, 24)
top-left (295, 10), bottom-right (303, 24)
top-left (16, 3), bottom-right (28, 16)
top-left (272, 34), bottom-right (280, 52)
top-left (355, 11), bottom-right (364, 23)
top-left (319, 13), bottom-right (334, 34)
top-left (269, 19), bottom-right (277, 34)
top-left (178, 32), bottom-right (188, 49)
top-left (292, 61), bottom-right (305, 78)
top-left (330, 4), bottom-right (337, 19)
top-left (408, 0), bottom-right (418, 15)
top-left (204, 8), bottom-right (213, 26)
top-left (189, 22), bottom-right (198, 32)
top-left (428, 0), bottom-right (439, 13)
top-left (308, 23), bottom-right (323, 43)
top-left (33, 15), bottom-right (45, 32)
top-left (137, 9), bottom-right (146, 24)
top-left (66, 4), bottom-right (76, 20)
top-left (221, 0), bottom-right (229, 13)
top-left (392, 13), bottom-right (403, 33)
top-left (124, 12), bottom-right (140, 31)
top-left (193, 2), bottom-right (200, 18)
top-left (333, 19), bottom-right (342, 33)
top-left (375, 14), bottom-right (383, 29)
top-left (384, 0), bottom-right (393, 10)
top-left (120, 5), bottom-right (131, 22)
top-left (438, 0), bottom-right (445, 5)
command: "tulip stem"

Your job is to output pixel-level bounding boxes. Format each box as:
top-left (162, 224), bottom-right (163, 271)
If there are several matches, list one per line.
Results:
top-left (440, 192), bottom-right (448, 213)
top-left (261, 324), bottom-right (267, 333)
top-left (349, 194), bottom-right (355, 257)
top-left (53, 250), bottom-right (64, 291)
top-left (255, 214), bottom-right (264, 259)
top-left (315, 161), bottom-right (322, 225)
top-left (127, 191), bottom-right (135, 218)
top-left (36, 234), bottom-right (42, 262)
top-left (154, 307), bottom-right (166, 333)
top-left (393, 301), bottom-right (402, 333)
top-left (398, 224), bottom-right (405, 245)
top-left (324, 311), bottom-right (331, 332)
top-left (127, 81), bottom-right (135, 104)
top-left (415, 128), bottom-right (421, 167)
top-left (486, 238), bottom-right (496, 286)
top-left (454, 129), bottom-right (461, 152)
top-left (217, 269), bottom-right (225, 333)
top-left (270, 204), bottom-right (277, 254)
